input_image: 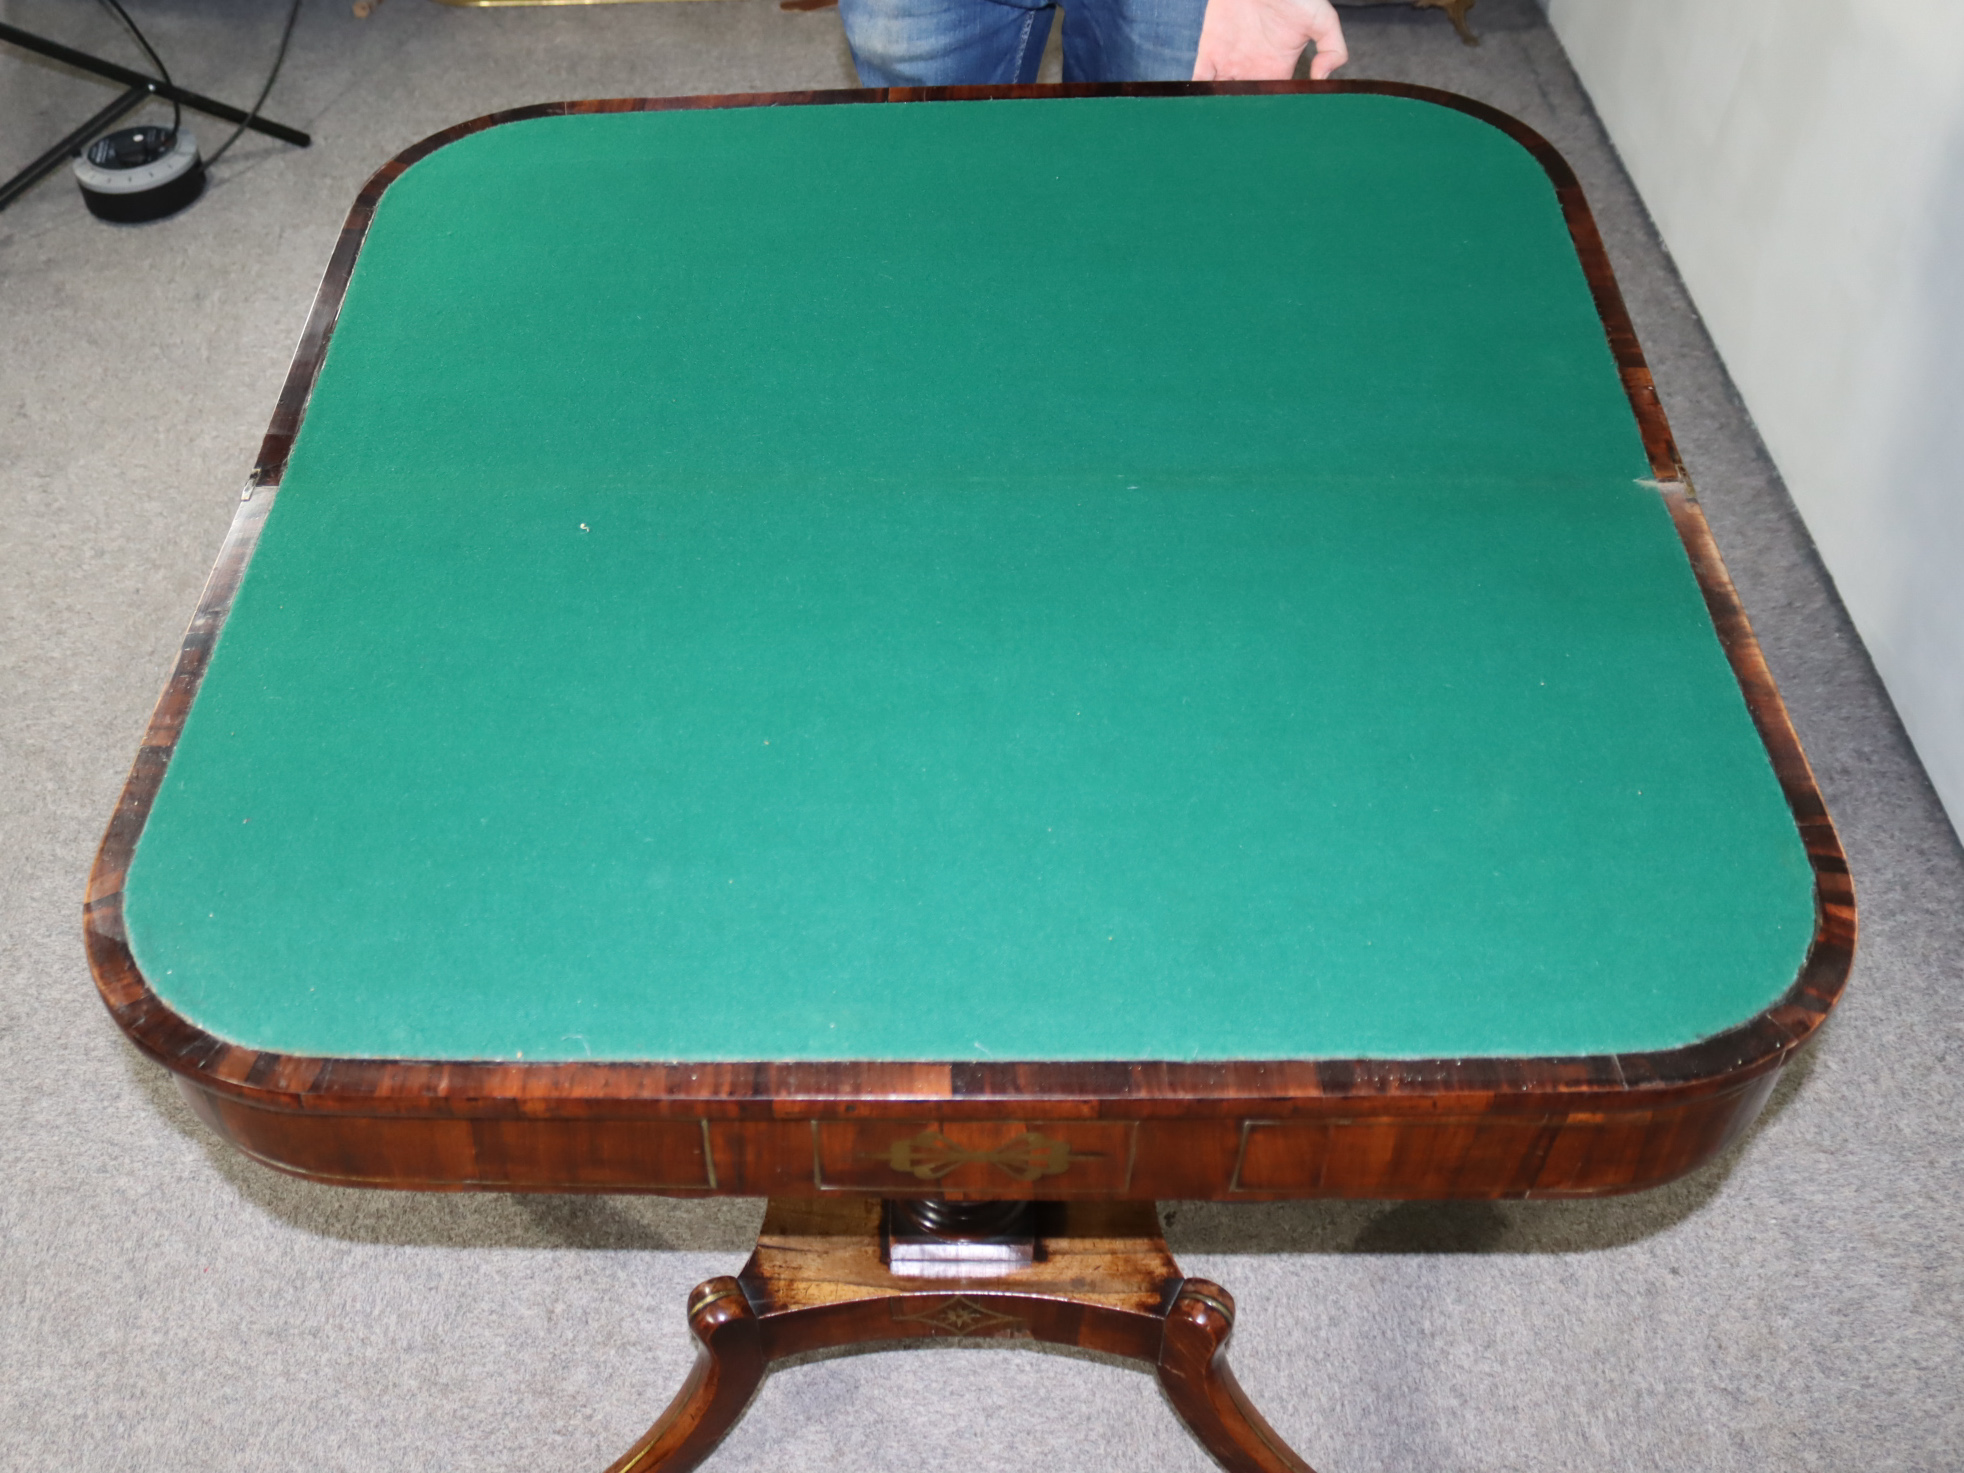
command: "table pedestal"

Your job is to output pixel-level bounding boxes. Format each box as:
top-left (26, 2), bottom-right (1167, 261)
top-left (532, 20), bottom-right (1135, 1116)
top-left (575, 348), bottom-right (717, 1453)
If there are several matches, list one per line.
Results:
top-left (605, 1197), bottom-right (1313, 1473)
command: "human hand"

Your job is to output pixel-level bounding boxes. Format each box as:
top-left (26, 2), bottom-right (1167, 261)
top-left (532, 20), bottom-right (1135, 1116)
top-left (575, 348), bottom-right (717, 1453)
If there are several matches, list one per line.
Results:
top-left (1192, 0), bottom-right (1349, 81)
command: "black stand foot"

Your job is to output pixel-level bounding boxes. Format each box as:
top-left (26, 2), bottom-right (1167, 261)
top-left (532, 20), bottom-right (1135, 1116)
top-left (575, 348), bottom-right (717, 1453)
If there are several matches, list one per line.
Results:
top-left (0, 20), bottom-right (311, 213)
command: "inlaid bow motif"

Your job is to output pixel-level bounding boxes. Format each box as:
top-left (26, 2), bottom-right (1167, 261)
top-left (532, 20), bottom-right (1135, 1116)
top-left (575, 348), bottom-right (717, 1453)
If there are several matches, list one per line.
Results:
top-left (882, 1128), bottom-right (1079, 1182)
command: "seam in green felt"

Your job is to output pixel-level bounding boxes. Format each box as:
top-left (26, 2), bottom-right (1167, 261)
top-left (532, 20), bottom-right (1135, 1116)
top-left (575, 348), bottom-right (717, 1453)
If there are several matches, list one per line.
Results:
top-left (122, 95), bottom-right (1815, 1062)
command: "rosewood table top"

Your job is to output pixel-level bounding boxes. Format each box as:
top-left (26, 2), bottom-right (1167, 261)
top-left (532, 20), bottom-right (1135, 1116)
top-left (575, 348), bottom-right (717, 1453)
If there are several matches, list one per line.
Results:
top-left (87, 83), bottom-right (1853, 1204)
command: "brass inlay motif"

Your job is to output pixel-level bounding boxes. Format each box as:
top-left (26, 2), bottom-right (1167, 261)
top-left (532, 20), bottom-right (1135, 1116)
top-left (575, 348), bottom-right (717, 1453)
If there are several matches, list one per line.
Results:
top-left (876, 1128), bottom-right (1090, 1183)
top-left (892, 1295), bottom-right (1025, 1336)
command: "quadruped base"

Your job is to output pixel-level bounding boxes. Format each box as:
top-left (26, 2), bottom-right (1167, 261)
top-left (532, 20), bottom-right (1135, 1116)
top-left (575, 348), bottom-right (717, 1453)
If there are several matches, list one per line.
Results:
top-left (607, 1197), bottom-right (1314, 1473)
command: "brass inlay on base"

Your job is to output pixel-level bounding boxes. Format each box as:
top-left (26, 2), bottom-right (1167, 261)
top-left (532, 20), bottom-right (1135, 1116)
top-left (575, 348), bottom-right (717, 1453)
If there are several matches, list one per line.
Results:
top-left (891, 1295), bottom-right (1027, 1335)
top-left (603, 1198), bottom-right (1317, 1472)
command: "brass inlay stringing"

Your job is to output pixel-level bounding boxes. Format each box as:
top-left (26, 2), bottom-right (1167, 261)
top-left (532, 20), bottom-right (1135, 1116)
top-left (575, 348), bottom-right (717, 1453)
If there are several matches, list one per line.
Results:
top-left (699, 1118), bottom-right (718, 1191)
top-left (1176, 1285), bottom-right (1236, 1326)
top-left (687, 1282), bottom-right (746, 1318)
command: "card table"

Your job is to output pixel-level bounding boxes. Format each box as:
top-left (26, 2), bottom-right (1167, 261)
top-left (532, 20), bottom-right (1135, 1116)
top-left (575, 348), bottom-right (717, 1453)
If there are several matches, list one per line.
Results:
top-left (87, 82), bottom-right (1854, 1473)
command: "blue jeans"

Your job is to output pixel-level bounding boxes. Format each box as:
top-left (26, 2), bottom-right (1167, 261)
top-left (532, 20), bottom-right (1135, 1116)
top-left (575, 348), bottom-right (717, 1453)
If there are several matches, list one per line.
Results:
top-left (839, 0), bottom-right (1208, 85)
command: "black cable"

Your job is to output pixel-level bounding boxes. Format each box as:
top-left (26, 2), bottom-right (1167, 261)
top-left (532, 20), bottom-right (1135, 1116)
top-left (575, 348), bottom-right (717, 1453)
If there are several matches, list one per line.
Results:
top-left (204, 0), bottom-right (303, 170)
top-left (94, 0), bottom-right (179, 136)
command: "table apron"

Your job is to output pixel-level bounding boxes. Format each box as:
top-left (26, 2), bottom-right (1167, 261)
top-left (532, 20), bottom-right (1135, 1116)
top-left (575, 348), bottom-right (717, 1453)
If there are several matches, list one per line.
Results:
top-left (176, 1069), bottom-right (1780, 1199)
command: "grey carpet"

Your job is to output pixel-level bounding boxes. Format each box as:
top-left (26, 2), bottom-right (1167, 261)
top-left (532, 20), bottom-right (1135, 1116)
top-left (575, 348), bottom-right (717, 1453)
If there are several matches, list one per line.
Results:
top-left (3, 1), bottom-right (1961, 1469)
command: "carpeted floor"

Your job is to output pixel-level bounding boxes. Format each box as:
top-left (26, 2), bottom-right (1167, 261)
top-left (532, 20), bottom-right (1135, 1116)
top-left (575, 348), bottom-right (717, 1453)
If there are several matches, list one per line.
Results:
top-left (3, 1), bottom-right (1961, 1469)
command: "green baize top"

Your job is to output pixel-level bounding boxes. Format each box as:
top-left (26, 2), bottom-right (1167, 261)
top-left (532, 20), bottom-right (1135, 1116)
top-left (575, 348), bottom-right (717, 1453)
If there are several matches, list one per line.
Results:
top-left (123, 94), bottom-right (1816, 1063)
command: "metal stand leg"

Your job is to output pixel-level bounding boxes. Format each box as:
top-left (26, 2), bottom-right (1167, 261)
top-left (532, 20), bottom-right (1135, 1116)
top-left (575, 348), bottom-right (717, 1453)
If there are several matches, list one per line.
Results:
top-left (0, 20), bottom-right (311, 213)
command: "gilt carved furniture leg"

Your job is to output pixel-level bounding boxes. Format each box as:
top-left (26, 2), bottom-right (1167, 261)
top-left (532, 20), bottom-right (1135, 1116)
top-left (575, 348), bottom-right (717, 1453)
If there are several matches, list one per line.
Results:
top-left (606, 1198), bottom-right (1318, 1473)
